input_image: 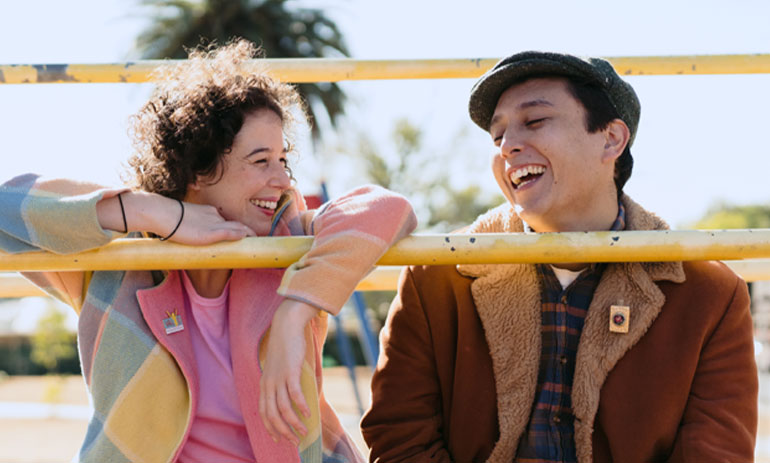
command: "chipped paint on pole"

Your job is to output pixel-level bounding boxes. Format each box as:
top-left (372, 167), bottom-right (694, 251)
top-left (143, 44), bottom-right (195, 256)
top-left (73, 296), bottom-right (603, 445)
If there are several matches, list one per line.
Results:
top-left (0, 230), bottom-right (769, 272)
top-left (2, 54), bottom-right (770, 85)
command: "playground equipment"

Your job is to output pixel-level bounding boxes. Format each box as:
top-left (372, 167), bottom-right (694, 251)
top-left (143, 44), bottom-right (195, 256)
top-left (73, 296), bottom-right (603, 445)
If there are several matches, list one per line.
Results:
top-left (2, 54), bottom-right (770, 413)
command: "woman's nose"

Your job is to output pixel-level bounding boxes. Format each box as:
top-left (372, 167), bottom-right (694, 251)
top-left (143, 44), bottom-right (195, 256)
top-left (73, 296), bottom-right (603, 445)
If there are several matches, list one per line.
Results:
top-left (269, 164), bottom-right (292, 189)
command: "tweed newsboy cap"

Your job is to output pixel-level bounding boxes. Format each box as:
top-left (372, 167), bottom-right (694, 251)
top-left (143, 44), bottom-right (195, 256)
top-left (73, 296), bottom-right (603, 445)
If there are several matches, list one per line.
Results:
top-left (469, 51), bottom-right (641, 146)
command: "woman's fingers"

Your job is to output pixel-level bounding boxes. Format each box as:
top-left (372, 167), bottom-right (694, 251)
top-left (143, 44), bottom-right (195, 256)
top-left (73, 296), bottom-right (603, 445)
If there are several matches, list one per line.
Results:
top-left (276, 384), bottom-right (304, 443)
top-left (258, 384), bottom-right (279, 442)
top-left (168, 214), bottom-right (254, 244)
top-left (262, 380), bottom-right (298, 445)
top-left (157, 201), bottom-right (261, 244)
top-left (260, 373), bottom-right (309, 446)
top-left (258, 301), bottom-right (318, 446)
top-left (287, 373), bottom-right (310, 420)
top-left (209, 222), bottom-right (254, 241)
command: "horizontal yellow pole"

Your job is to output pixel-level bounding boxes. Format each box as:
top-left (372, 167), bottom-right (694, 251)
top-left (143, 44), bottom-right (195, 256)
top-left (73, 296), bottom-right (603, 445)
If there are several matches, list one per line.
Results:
top-left (723, 259), bottom-right (770, 283)
top-left (3, 257), bottom-right (770, 300)
top-left (606, 54), bottom-right (770, 76)
top-left (358, 259), bottom-right (770, 287)
top-left (0, 268), bottom-right (404, 297)
top-left (2, 54), bottom-right (770, 85)
top-left (0, 230), bottom-right (769, 272)
top-left (0, 274), bottom-right (47, 298)
top-left (355, 266), bottom-right (404, 291)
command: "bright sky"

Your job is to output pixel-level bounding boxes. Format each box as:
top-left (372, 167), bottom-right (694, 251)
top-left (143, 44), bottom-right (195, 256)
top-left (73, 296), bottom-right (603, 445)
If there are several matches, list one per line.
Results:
top-left (1, 0), bottom-right (769, 228)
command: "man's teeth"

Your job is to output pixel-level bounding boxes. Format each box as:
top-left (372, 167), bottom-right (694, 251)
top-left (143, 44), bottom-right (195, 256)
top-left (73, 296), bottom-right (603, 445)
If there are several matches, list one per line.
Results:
top-left (510, 165), bottom-right (546, 186)
top-left (251, 199), bottom-right (277, 209)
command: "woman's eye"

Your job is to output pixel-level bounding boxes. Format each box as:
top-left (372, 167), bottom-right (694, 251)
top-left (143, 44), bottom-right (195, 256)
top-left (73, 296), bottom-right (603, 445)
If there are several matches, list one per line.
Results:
top-left (492, 135), bottom-right (502, 146)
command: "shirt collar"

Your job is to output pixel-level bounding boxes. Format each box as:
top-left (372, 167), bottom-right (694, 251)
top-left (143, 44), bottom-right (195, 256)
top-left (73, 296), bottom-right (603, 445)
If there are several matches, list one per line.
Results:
top-left (534, 201), bottom-right (626, 275)
top-left (610, 201), bottom-right (626, 232)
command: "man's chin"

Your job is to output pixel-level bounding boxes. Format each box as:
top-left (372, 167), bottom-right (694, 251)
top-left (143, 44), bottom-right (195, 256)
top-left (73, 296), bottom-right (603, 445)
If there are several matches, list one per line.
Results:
top-left (515, 206), bottom-right (559, 233)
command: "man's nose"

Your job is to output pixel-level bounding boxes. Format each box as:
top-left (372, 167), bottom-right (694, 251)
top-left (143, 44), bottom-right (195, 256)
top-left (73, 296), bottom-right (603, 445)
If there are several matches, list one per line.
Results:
top-left (499, 130), bottom-right (524, 158)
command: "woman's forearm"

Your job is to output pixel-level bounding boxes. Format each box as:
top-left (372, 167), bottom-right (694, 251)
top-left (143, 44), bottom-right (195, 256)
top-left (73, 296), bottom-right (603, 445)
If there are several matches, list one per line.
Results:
top-left (97, 190), bottom-right (255, 244)
top-left (96, 190), bottom-right (179, 236)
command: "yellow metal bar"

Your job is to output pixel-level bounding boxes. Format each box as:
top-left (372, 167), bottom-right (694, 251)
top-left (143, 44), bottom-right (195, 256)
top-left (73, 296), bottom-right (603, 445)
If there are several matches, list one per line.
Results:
top-left (2, 54), bottom-right (770, 85)
top-left (724, 259), bottom-right (770, 283)
top-left (606, 54), bottom-right (770, 76)
top-left (366, 259), bottom-right (770, 286)
top-left (355, 266), bottom-right (404, 291)
top-left (379, 230), bottom-right (770, 266)
top-left (3, 258), bottom-right (770, 301)
top-left (0, 274), bottom-right (47, 298)
top-left (0, 230), bottom-right (769, 272)
top-left (355, 260), bottom-right (770, 286)
top-left (0, 59), bottom-right (497, 84)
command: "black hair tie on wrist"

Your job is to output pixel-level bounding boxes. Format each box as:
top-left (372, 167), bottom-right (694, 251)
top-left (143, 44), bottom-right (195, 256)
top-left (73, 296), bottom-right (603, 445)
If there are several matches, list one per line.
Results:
top-left (159, 199), bottom-right (184, 241)
top-left (117, 193), bottom-right (128, 234)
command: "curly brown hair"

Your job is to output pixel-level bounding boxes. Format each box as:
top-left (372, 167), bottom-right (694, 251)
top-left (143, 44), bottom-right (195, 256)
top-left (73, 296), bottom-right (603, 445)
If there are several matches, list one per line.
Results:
top-left (126, 39), bottom-right (306, 199)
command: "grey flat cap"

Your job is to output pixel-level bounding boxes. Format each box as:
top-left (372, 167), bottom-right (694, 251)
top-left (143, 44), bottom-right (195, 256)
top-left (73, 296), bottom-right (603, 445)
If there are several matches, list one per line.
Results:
top-left (469, 51), bottom-right (641, 146)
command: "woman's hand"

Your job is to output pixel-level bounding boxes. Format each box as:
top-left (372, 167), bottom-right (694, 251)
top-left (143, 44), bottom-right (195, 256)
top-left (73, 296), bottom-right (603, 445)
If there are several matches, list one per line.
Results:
top-left (258, 299), bottom-right (319, 445)
top-left (157, 199), bottom-right (256, 245)
top-left (97, 191), bottom-right (254, 244)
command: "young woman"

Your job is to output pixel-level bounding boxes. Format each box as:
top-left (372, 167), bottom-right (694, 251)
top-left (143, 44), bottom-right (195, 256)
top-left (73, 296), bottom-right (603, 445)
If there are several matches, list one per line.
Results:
top-left (0, 40), bottom-right (415, 463)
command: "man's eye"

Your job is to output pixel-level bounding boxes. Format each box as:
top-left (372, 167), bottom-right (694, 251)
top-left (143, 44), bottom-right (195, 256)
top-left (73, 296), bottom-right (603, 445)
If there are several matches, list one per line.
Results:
top-left (493, 135), bottom-right (502, 146)
top-left (280, 157), bottom-right (288, 167)
top-left (526, 118), bottom-right (546, 127)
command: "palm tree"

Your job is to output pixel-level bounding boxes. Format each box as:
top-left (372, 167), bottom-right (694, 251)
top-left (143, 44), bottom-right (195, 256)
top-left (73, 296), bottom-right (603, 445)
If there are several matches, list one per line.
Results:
top-left (133, 0), bottom-right (349, 139)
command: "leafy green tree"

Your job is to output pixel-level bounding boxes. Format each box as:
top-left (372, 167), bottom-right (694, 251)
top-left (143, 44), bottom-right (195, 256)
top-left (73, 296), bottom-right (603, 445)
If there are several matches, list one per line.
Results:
top-left (133, 0), bottom-right (349, 138)
top-left (694, 202), bottom-right (770, 316)
top-left (31, 307), bottom-right (77, 373)
top-left (695, 203), bottom-right (770, 229)
top-left (340, 118), bottom-right (503, 326)
top-left (356, 118), bottom-right (503, 232)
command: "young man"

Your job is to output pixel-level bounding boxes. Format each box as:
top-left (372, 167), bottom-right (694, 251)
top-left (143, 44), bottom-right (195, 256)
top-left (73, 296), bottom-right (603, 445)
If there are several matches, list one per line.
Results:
top-left (361, 52), bottom-right (757, 462)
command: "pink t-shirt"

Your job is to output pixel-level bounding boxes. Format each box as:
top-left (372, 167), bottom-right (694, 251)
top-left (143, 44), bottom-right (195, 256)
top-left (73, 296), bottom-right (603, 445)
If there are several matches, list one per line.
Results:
top-left (176, 271), bottom-right (255, 463)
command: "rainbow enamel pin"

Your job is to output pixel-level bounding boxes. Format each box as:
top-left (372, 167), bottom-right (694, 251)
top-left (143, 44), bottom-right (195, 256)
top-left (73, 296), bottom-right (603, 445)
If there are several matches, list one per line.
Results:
top-left (163, 310), bottom-right (184, 334)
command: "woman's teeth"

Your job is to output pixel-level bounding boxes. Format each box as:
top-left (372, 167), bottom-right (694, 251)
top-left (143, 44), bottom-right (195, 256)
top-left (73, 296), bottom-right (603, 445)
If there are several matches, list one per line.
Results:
top-left (250, 199), bottom-right (277, 209)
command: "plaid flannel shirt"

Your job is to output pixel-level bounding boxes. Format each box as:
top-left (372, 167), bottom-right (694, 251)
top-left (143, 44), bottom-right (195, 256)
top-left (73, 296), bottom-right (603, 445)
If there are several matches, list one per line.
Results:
top-left (516, 204), bottom-right (626, 462)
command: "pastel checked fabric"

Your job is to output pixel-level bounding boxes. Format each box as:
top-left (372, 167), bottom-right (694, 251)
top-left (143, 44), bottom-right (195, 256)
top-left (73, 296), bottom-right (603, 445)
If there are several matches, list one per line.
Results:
top-left (0, 173), bottom-right (416, 463)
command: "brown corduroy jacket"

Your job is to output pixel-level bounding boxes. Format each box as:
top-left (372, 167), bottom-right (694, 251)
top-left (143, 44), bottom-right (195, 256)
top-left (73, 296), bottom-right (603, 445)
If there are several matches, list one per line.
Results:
top-left (361, 196), bottom-right (757, 463)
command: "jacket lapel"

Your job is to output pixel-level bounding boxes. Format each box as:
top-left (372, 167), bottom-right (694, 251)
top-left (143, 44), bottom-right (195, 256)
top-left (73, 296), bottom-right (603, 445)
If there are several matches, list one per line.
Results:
top-left (458, 204), bottom-right (540, 463)
top-left (228, 268), bottom-right (300, 462)
top-left (136, 271), bottom-right (198, 389)
top-left (571, 260), bottom-right (680, 461)
top-left (135, 269), bottom-right (198, 452)
top-left (457, 197), bottom-right (685, 463)
top-left (571, 196), bottom-right (685, 461)
top-left (463, 263), bottom-right (542, 463)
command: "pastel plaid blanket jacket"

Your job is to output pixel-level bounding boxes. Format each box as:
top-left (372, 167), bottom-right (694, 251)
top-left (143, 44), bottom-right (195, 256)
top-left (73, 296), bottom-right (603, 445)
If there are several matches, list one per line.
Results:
top-left (0, 174), bottom-right (416, 463)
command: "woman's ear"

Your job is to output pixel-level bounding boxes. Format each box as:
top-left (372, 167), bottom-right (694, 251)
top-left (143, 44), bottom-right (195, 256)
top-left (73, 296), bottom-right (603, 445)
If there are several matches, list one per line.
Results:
top-left (188, 177), bottom-right (202, 191)
top-left (189, 169), bottom-right (215, 192)
top-left (602, 119), bottom-right (631, 163)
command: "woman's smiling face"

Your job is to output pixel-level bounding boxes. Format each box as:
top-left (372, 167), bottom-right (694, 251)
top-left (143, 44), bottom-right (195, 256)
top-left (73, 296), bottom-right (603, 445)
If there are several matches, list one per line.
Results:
top-left (185, 108), bottom-right (292, 236)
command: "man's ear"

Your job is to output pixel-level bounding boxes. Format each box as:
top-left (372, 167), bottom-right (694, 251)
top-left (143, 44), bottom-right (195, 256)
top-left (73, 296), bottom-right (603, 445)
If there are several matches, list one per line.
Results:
top-left (602, 119), bottom-right (631, 163)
